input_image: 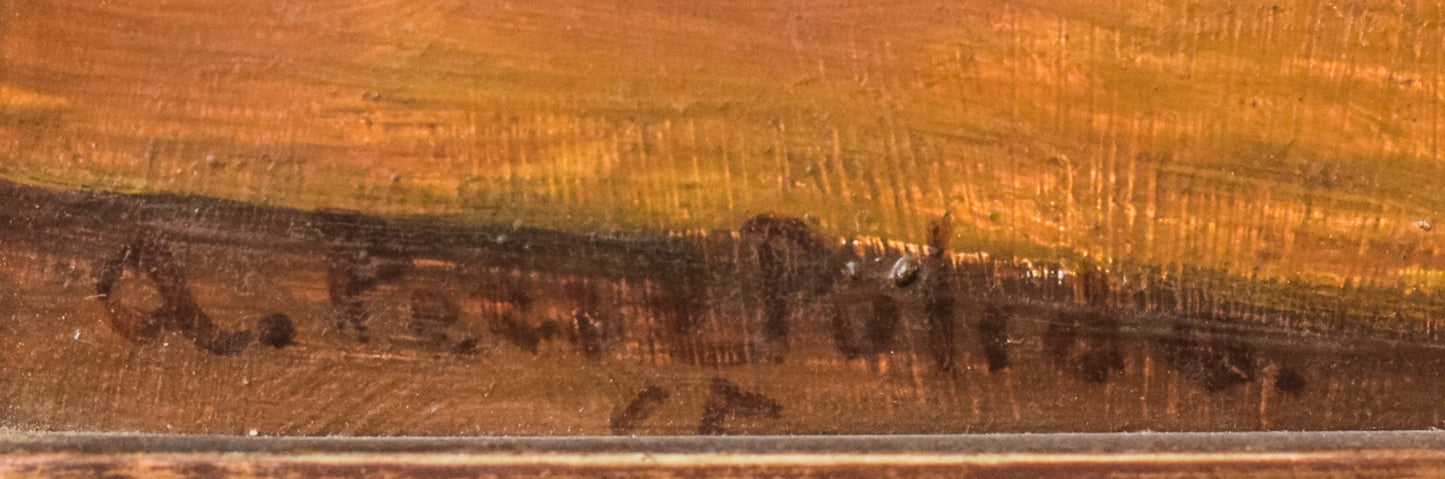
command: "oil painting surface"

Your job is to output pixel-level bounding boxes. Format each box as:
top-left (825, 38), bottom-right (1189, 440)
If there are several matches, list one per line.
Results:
top-left (0, 0), bottom-right (1443, 435)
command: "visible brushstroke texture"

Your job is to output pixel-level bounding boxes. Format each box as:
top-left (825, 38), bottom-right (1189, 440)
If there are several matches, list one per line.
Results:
top-left (565, 281), bottom-right (615, 359)
top-left (978, 303), bottom-right (1010, 372)
top-left (830, 294), bottom-right (900, 361)
top-left (313, 209), bottom-right (414, 343)
top-left (923, 216), bottom-right (957, 371)
top-left (1046, 309), bottom-right (1125, 383)
top-left (0, 178), bottom-right (1432, 434)
top-left (697, 378), bottom-right (782, 435)
top-left (2, 0), bottom-right (1445, 437)
top-left (1274, 367), bottom-right (1308, 396)
top-left (1158, 317), bottom-right (1258, 393)
top-left (94, 240), bottom-right (251, 355)
top-left (483, 290), bottom-right (560, 355)
top-left (409, 289), bottom-right (461, 350)
top-left (257, 314), bottom-right (296, 349)
top-left (609, 386), bottom-right (670, 435)
top-left (741, 215), bottom-right (834, 362)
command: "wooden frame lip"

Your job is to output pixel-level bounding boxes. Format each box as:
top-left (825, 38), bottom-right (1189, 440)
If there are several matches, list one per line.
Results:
top-left (4, 430), bottom-right (1445, 455)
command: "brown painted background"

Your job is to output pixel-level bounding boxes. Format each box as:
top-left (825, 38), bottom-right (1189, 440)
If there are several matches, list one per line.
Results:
top-left (1, 0), bottom-right (1445, 436)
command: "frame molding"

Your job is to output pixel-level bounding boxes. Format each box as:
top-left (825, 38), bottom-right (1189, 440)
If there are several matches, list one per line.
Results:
top-left (4, 431), bottom-right (1445, 477)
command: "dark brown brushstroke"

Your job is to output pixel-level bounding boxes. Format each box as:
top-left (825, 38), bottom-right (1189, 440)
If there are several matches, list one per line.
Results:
top-left (0, 177), bottom-right (1433, 433)
top-left (565, 281), bottom-right (616, 359)
top-left (313, 209), bottom-right (415, 343)
top-left (609, 385), bottom-right (670, 435)
top-left (1274, 366), bottom-right (1308, 396)
top-left (697, 378), bottom-right (782, 435)
top-left (94, 239), bottom-right (252, 355)
top-left (830, 294), bottom-right (901, 360)
top-left (1045, 309), bottom-right (1125, 383)
top-left (257, 313), bottom-right (295, 349)
top-left (741, 214), bottom-right (835, 362)
top-left (409, 289), bottom-right (462, 350)
top-left (923, 215), bottom-right (957, 371)
top-left (482, 290), bottom-right (560, 355)
top-left (978, 303), bottom-right (1010, 372)
top-left (1158, 317), bottom-right (1255, 392)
